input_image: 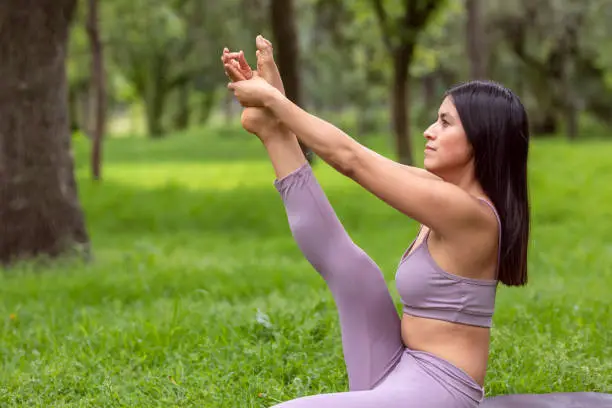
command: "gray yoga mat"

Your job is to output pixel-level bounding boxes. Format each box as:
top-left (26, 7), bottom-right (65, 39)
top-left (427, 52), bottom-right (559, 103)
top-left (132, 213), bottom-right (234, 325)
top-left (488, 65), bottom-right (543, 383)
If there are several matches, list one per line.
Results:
top-left (481, 392), bottom-right (612, 407)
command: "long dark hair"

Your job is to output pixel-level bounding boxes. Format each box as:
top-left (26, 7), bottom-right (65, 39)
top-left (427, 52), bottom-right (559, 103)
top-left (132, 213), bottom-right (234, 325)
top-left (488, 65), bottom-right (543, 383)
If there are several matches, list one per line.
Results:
top-left (445, 80), bottom-right (530, 286)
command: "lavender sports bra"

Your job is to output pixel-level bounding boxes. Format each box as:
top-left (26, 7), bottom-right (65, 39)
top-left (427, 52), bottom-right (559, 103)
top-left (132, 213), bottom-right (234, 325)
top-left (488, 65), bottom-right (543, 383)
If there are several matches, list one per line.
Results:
top-left (395, 198), bottom-right (501, 328)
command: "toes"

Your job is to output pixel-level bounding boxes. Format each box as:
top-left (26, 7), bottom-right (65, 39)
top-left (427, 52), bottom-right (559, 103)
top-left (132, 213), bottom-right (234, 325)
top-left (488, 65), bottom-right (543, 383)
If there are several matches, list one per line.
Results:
top-left (262, 36), bottom-right (273, 47)
top-left (256, 35), bottom-right (273, 54)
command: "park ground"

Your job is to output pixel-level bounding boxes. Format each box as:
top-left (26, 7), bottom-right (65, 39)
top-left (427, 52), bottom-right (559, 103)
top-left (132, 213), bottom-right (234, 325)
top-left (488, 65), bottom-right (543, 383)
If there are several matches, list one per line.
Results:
top-left (1, 126), bottom-right (611, 406)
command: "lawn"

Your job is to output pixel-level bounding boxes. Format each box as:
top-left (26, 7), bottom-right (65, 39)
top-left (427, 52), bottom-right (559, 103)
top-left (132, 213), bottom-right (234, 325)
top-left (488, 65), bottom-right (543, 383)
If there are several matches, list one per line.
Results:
top-left (1, 126), bottom-right (611, 407)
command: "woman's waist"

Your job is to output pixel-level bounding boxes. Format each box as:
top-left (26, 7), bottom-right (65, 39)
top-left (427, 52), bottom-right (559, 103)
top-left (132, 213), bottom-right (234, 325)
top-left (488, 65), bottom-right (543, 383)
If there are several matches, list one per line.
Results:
top-left (400, 314), bottom-right (490, 386)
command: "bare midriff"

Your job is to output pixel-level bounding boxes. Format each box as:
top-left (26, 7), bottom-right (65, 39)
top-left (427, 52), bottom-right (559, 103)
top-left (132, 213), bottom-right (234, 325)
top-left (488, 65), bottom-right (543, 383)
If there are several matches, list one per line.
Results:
top-left (401, 314), bottom-right (491, 386)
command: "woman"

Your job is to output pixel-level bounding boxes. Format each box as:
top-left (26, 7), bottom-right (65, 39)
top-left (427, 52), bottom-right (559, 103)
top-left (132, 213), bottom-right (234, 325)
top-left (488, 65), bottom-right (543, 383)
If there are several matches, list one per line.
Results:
top-left (221, 36), bottom-right (530, 408)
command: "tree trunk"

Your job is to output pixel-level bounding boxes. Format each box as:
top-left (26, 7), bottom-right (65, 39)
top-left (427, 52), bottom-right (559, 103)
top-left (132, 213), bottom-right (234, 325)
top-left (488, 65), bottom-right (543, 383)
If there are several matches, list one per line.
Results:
top-left (86, 0), bottom-right (106, 180)
top-left (531, 110), bottom-right (558, 135)
top-left (145, 54), bottom-right (168, 138)
top-left (562, 57), bottom-right (578, 140)
top-left (392, 46), bottom-right (413, 165)
top-left (370, 0), bottom-right (441, 164)
top-left (270, 0), bottom-right (313, 163)
top-left (0, 0), bottom-right (90, 265)
top-left (173, 81), bottom-right (190, 131)
top-left (466, 0), bottom-right (487, 79)
top-left (199, 92), bottom-right (216, 125)
top-left (565, 100), bottom-right (578, 140)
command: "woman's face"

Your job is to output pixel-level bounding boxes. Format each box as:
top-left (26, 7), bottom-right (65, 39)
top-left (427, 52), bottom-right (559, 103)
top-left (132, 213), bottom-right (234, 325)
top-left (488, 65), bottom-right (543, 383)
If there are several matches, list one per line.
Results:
top-left (423, 96), bottom-right (473, 177)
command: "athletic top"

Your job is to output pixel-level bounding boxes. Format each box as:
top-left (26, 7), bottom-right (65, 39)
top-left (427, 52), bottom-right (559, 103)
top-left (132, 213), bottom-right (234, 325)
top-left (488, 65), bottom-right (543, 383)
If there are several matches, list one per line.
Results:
top-left (395, 198), bottom-right (501, 328)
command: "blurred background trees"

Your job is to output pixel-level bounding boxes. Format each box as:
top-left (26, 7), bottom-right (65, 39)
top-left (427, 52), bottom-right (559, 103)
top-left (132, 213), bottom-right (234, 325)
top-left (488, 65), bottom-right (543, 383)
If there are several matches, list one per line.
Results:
top-left (68, 0), bottom-right (612, 149)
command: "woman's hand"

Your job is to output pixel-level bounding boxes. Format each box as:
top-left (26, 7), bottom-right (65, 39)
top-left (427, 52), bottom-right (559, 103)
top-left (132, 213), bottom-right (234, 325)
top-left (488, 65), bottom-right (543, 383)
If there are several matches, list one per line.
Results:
top-left (223, 35), bottom-right (285, 96)
top-left (227, 71), bottom-right (281, 108)
top-left (222, 36), bottom-right (289, 137)
top-left (222, 48), bottom-right (254, 81)
top-left (221, 48), bottom-right (279, 137)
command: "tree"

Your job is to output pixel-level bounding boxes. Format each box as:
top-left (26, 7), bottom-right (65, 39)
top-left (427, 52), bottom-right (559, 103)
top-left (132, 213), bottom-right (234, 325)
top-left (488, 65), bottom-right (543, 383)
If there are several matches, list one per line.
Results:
top-left (86, 0), bottom-right (107, 180)
top-left (270, 0), bottom-right (313, 163)
top-left (489, 0), bottom-right (604, 138)
top-left (466, 0), bottom-right (487, 79)
top-left (0, 0), bottom-right (90, 264)
top-left (370, 0), bottom-right (444, 165)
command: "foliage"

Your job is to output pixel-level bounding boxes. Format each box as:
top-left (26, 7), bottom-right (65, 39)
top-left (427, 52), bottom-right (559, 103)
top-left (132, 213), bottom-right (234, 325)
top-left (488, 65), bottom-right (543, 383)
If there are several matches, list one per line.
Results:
top-left (65, 0), bottom-right (612, 139)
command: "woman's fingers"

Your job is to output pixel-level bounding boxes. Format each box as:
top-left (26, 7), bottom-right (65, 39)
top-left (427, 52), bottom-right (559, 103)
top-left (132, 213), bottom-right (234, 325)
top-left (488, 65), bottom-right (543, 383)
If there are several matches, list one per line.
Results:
top-left (221, 48), bottom-right (230, 60)
top-left (221, 48), bottom-right (240, 65)
top-left (221, 49), bottom-right (253, 80)
top-left (237, 51), bottom-right (253, 79)
top-left (256, 35), bottom-right (273, 50)
top-left (223, 51), bottom-right (243, 62)
top-left (225, 63), bottom-right (246, 82)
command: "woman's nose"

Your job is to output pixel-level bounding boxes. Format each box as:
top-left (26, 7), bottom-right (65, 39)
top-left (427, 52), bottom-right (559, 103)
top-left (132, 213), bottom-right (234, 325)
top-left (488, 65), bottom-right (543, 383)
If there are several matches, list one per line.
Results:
top-left (424, 124), bottom-right (436, 140)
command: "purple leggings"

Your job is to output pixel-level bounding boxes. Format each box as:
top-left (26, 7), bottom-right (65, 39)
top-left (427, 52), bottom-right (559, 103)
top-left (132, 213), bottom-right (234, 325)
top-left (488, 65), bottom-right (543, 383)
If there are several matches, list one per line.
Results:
top-left (270, 163), bottom-right (484, 407)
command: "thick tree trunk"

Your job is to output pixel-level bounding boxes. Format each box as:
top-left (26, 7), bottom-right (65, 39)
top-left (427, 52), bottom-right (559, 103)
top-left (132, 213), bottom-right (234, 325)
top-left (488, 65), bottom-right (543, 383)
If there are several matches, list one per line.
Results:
top-left (0, 0), bottom-right (90, 264)
top-left (86, 0), bottom-right (106, 180)
top-left (392, 46), bottom-right (413, 165)
top-left (270, 0), bottom-right (313, 163)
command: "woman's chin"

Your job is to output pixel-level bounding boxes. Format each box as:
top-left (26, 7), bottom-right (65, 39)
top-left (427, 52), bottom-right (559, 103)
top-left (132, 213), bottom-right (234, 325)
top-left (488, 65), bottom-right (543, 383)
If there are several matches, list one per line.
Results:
top-left (423, 159), bottom-right (443, 178)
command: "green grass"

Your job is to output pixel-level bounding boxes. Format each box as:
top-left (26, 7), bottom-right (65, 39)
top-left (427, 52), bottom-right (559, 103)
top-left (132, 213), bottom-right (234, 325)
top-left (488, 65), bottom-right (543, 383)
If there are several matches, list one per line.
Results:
top-left (1, 126), bottom-right (611, 407)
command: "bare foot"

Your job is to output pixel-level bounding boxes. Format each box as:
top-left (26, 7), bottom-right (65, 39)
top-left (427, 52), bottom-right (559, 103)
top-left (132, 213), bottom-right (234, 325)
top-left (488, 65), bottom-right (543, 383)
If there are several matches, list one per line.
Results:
top-left (255, 35), bottom-right (285, 96)
top-left (221, 47), bottom-right (280, 137)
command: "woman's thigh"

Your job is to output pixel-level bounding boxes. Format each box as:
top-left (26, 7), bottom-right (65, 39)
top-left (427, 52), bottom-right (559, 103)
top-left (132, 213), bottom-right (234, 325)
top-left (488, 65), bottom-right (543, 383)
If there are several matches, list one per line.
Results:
top-left (270, 350), bottom-right (479, 408)
top-left (269, 381), bottom-right (463, 408)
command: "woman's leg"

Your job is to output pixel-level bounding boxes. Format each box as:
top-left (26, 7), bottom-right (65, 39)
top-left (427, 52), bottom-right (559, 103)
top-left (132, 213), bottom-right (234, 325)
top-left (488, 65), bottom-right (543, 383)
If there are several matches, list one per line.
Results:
top-left (269, 351), bottom-right (479, 408)
top-left (270, 389), bottom-right (407, 408)
top-left (269, 389), bottom-right (463, 408)
top-left (274, 162), bottom-right (403, 391)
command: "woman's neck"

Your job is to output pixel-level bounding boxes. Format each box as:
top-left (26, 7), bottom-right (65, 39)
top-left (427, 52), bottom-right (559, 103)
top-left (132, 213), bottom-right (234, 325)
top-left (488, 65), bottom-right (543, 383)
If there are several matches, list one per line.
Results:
top-left (440, 163), bottom-right (486, 198)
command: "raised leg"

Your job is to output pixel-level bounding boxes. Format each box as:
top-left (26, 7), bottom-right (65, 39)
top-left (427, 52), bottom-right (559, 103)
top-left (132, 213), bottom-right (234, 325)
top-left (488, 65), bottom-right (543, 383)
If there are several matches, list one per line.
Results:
top-left (274, 163), bottom-right (404, 391)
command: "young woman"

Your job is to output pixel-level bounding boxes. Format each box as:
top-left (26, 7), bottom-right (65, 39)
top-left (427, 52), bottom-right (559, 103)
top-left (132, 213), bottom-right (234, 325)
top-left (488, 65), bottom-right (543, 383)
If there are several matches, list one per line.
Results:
top-left (221, 35), bottom-right (530, 408)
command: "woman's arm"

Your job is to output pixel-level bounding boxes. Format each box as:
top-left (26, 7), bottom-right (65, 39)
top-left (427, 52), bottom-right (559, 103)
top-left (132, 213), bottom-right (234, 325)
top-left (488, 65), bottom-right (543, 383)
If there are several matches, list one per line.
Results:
top-left (262, 91), bottom-right (489, 237)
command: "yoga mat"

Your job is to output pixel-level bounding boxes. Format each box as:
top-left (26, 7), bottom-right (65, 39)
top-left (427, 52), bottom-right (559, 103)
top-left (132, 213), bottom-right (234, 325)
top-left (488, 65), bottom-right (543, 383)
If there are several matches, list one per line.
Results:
top-left (481, 392), bottom-right (612, 407)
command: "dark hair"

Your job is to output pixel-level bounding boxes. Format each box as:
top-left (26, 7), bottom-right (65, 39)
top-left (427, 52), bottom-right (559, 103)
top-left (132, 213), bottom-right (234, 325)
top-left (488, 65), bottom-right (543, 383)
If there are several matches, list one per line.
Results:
top-left (444, 80), bottom-right (530, 286)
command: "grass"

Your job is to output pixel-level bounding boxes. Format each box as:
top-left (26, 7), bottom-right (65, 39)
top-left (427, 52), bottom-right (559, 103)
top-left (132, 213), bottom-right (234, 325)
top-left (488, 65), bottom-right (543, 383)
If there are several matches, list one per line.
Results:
top-left (1, 125), bottom-right (611, 407)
